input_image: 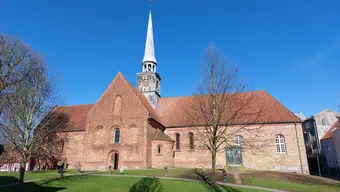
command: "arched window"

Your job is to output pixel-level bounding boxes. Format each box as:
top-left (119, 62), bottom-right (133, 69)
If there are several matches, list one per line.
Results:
top-left (275, 134), bottom-right (286, 153)
top-left (321, 119), bottom-right (326, 126)
top-left (234, 135), bottom-right (243, 146)
top-left (175, 133), bottom-right (180, 150)
top-left (148, 64), bottom-right (151, 71)
top-left (189, 132), bottom-right (194, 150)
top-left (152, 65), bottom-right (155, 72)
top-left (114, 128), bottom-right (120, 143)
top-left (157, 145), bottom-right (161, 154)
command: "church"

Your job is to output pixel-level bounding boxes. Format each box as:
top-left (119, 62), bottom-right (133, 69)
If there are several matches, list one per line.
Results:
top-left (48, 8), bottom-right (309, 174)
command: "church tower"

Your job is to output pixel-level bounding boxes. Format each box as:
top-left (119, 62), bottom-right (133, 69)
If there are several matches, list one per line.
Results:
top-left (137, 3), bottom-right (161, 107)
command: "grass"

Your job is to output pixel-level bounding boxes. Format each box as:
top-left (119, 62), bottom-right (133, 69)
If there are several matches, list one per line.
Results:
top-left (0, 172), bottom-right (55, 185)
top-left (0, 169), bottom-right (98, 185)
top-left (98, 168), bottom-right (234, 183)
top-left (2, 169), bottom-right (339, 192)
top-left (240, 173), bottom-right (340, 192)
top-left (1, 175), bottom-right (265, 192)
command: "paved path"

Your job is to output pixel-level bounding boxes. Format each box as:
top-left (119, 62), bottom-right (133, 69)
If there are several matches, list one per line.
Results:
top-left (0, 172), bottom-right (287, 192)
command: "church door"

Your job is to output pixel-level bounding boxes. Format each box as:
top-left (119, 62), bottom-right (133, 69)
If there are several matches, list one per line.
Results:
top-left (111, 153), bottom-right (119, 170)
top-left (226, 147), bottom-right (242, 165)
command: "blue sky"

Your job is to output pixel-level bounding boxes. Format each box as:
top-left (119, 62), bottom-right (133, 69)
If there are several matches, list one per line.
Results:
top-left (1, 0), bottom-right (340, 117)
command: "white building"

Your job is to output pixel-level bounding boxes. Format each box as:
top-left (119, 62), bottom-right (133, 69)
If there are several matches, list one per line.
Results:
top-left (321, 118), bottom-right (340, 176)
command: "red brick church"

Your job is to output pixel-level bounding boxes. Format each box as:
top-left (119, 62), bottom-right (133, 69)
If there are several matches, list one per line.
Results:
top-left (48, 9), bottom-right (309, 174)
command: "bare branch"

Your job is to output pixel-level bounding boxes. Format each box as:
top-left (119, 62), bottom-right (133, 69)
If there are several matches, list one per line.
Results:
top-left (185, 45), bottom-right (266, 185)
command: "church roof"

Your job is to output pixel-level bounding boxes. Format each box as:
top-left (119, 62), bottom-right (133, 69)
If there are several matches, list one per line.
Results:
top-left (51, 104), bottom-right (93, 132)
top-left (48, 85), bottom-right (300, 131)
top-left (321, 120), bottom-right (339, 140)
top-left (142, 11), bottom-right (157, 63)
top-left (152, 129), bottom-right (174, 142)
top-left (156, 90), bottom-right (301, 127)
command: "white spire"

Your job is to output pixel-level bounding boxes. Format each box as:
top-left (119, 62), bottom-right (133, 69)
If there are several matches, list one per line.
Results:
top-left (142, 11), bottom-right (157, 64)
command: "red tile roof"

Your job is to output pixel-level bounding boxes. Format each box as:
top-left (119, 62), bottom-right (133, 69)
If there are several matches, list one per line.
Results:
top-left (152, 129), bottom-right (174, 142)
top-left (52, 104), bottom-right (93, 132)
top-left (50, 84), bottom-right (300, 131)
top-left (321, 120), bottom-right (339, 140)
top-left (156, 90), bottom-right (301, 127)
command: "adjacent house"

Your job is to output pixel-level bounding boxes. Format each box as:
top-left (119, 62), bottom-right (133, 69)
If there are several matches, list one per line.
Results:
top-left (321, 119), bottom-right (340, 176)
top-left (302, 109), bottom-right (338, 175)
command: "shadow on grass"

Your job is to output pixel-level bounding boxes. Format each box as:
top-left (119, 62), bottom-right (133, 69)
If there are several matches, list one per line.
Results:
top-left (129, 177), bottom-right (164, 192)
top-left (0, 175), bottom-right (19, 185)
top-left (0, 176), bottom-right (65, 192)
top-left (180, 169), bottom-right (240, 192)
top-left (41, 174), bottom-right (91, 186)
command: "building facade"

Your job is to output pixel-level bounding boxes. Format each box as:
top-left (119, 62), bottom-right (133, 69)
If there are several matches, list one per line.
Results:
top-left (302, 109), bottom-right (338, 174)
top-left (35, 9), bottom-right (309, 174)
top-left (321, 119), bottom-right (340, 177)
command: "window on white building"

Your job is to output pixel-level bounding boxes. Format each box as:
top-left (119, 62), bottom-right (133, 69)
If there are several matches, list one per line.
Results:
top-left (275, 134), bottom-right (286, 153)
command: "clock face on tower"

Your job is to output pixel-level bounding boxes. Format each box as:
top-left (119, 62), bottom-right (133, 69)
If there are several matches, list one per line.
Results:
top-left (142, 79), bottom-right (150, 87)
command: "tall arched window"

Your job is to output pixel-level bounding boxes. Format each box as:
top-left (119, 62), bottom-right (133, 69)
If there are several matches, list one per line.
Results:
top-left (234, 135), bottom-right (243, 146)
top-left (189, 132), bottom-right (194, 150)
top-left (114, 128), bottom-right (120, 143)
top-left (157, 145), bottom-right (161, 154)
top-left (175, 133), bottom-right (180, 150)
top-left (275, 134), bottom-right (286, 153)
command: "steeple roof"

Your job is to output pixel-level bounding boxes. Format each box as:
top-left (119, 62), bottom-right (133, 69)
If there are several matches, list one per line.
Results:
top-left (142, 11), bottom-right (157, 64)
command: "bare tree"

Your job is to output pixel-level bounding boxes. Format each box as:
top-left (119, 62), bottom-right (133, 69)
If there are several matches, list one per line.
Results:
top-left (0, 34), bottom-right (33, 114)
top-left (186, 45), bottom-right (265, 185)
top-left (0, 34), bottom-right (62, 183)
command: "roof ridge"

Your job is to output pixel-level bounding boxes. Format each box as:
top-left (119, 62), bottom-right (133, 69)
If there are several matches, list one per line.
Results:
top-left (159, 90), bottom-right (267, 100)
top-left (58, 104), bottom-right (94, 108)
top-left (321, 120), bottom-right (339, 140)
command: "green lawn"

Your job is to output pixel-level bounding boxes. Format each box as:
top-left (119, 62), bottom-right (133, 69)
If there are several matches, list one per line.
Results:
top-left (241, 175), bottom-right (340, 192)
top-left (1, 175), bottom-right (265, 192)
top-left (98, 168), bottom-right (234, 183)
top-left (0, 169), bottom-right (101, 185)
top-left (0, 172), bottom-right (56, 185)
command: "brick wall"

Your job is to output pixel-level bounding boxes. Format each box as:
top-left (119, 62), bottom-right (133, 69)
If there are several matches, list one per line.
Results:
top-left (166, 123), bottom-right (309, 174)
top-left (62, 74), bottom-right (156, 170)
top-left (58, 131), bottom-right (86, 169)
top-left (151, 140), bottom-right (174, 168)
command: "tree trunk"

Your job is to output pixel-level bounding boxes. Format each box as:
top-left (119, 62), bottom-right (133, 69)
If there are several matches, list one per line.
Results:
top-left (8, 163), bottom-right (11, 174)
top-left (211, 151), bottom-right (216, 185)
top-left (19, 158), bottom-right (26, 184)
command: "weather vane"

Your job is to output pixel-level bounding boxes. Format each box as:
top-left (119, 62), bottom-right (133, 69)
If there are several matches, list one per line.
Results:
top-left (150, 0), bottom-right (152, 11)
